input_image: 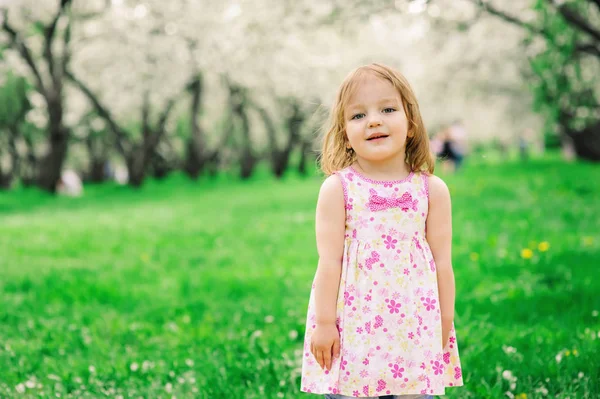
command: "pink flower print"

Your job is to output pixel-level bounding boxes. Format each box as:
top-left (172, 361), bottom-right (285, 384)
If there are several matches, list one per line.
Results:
top-left (357, 216), bottom-right (369, 229)
top-left (412, 236), bottom-right (423, 250)
top-left (344, 291), bottom-right (355, 306)
top-left (386, 299), bottom-right (401, 314)
top-left (392, 292), bottom-right (401, 300)
top-left (365, 251), bottom-right (380, 270)
top-left (408, 332), bottom-right (414, 339)
top-left (374, 315), bottom-right (384, 328)
top-left (362, 305), bottom-right (371, 314)
top-left (362, 358), bottom-right (369, 365)
top-left (375, 224), bottom-right (385, 233)
top-left (383, 235), bottom-right (398, 249)
top-left (454, 366), bottom-right (462, 380)
top-left (443, 352), bottom-right (451, 364)
top-left (389, 227), bottom-right (398, 236)
top-left (365, 294), bottom-right (372, 301)
top-left (389, 363), bottom-right (404, 378)
top-left (450, 336), bottom-right (456, 343)
top-left (352, 229), bottom-right (357, 238)
top-left (410, 253), bottom-right (414, 263)
top-left (404, 268), bottom-right (410, 275)
top-left (420, 362), bottom-right (426, 370)
top-left (433, 361), bottom-right (444, 375)
top-left (429, 259), bottom-right (436, 272)
top-left (376, 379), bottom-right (386, 392)
top-left (421, 297), bottom-right (437, 311)
top-left (340, 358), bottom-right (348, 370)
top-left (365, 321), bottom-right (371, 334)
top-left (362, 385), bottom-right (369, 396)
top-left (353, 391), bottom-right (359, 397)
top-left (356, 327), bottom-right (363, 334)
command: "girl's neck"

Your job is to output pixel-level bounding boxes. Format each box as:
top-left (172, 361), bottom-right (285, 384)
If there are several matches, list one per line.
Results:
top-left (354, 155), bottom-right (411, 181)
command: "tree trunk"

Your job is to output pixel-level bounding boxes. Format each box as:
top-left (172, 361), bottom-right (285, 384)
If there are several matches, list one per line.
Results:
top-left (184, 74), bottom-right (206, 179)
top-left (568, 120), bottom-right (600, 161)
top-left (126, 147), bottom-right (147, 188)
top-left (88, 158), bottom-right (107, 183)
top-left (274, 101), bottom-right (304, 178)
top-left (298, 139), bottom-right (312, 176)
top-left (36, 92), bottom-right (68, 192)
top-left (184, 137), bottom-right (204, 179)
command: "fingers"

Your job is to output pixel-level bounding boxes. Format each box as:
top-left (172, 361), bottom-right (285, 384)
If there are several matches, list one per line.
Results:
top-left (323, 350), bottom-right (332, 371)
top-left (332, 338), bottom-right (340, 359)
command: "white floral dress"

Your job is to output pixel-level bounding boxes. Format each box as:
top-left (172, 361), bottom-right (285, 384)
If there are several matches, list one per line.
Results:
top-left (301, 166), bottom-right (464, 397)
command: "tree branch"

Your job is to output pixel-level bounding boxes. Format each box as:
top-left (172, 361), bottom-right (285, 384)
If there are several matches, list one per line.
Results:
top-left (468, 0), bottom-right (551, 38)
top-left (1, 10), bottom-right (47, 96)
top-left (575, 42), bottom-right (600, 58)
top-left (548, 0), bottom-right (600, 42)
top-left (65, 69), bottom-right (130, 156)
top-left (44, 0), bottom-right (73, 85)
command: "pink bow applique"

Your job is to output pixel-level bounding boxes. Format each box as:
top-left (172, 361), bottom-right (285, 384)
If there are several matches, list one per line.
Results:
top-left (367, 189), bottom-right (418, 212)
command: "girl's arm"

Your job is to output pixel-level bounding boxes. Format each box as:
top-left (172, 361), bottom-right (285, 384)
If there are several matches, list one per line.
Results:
top-left (426, 175), bottom-right (456, 349)
top-left (311, 174), bottom-right (346, 371)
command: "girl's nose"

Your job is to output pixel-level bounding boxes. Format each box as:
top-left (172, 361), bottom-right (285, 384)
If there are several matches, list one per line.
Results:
top-left (368, 115), bottom-right (382, 128)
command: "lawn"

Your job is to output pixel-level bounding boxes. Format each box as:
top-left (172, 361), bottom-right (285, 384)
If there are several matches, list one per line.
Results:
top-left (0, 156), bottom-right (598, 398)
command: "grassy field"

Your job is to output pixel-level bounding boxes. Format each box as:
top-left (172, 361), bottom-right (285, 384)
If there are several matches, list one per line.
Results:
top-left (0, 156), bottom-right (599, 399)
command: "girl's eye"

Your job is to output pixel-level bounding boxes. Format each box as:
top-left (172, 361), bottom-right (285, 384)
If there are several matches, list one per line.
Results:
top-left (351, 113), bottom-right (365, 120)
top-left (383, 108), bottom-right (396, 113)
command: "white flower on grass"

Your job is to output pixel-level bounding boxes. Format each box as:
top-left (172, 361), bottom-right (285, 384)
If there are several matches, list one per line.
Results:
top-left (505, 392), bottom-right (514, 399)
top-left (130, 362), bottom-right (139, 372)
top-left (15, 383), bottom-right (25, 393)
top-left (535, 385), bottom-right (549, 396)
top-left (185, 359), bottom-right (194, 367)
top-left (265, 315), bottom-right (275, 323)
top-left (165, 383), bottom-right (173, 393)
top-left (592, 310), bottom-right (598, 317)
top-left (289, 330), bottom-right (298, 340)
top-left (502, 345), bottom-right (517, 355)
top-left (502, 370), bottom-right (514, 380)
top-left (555, 353), bottom-right (562, 363)
top-left (25, 380), bottom-right (36, 389)
top-left (89, 366), bottom-right (96, 374)
top-left (578, 372), bottom-right (584, 379)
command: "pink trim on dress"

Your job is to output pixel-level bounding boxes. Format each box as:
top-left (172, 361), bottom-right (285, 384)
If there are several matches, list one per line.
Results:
top-left (423, 173), bottom-right (430, 200)
top-left (349, 165), bottom-right (414, 185)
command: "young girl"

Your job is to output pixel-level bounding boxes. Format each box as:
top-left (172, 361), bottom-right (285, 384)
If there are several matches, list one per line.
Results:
top-left (300, 63), bottom-right (463, 398)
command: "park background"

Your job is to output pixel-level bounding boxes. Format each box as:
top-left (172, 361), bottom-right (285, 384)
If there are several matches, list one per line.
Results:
top-left (0, 0), bottom-right (599, 398)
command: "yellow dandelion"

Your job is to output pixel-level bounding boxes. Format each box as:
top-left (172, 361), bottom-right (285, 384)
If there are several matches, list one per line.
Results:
top-left (516, 394), bottom-right (527, 399)
top-left (565, 350), bottom-right (571, 356)
top-left (583, 236), bottom-right (594, 246)
top-left (521, 248), bottom-right (533, 259)
top-left (470, 252), bottom-right (479, 261)
top-left (538, 241), bottom-right (550, 252)
top-left (573, 349), bottom-right (579, 356)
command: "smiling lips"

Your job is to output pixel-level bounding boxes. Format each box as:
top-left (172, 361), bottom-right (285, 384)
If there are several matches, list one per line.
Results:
top-left (367, 133), bottom-right (389, 141)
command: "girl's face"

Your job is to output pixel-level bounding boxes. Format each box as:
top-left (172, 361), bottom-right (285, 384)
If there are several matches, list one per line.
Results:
top-left (344, 74), bottom-right (410, 165)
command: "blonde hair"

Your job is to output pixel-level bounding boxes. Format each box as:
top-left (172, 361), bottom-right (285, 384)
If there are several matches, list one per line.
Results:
top-left (319, 63), bottom-right (434, 175)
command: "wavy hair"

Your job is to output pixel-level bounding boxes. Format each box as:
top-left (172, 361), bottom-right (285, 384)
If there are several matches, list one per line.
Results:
top-left (319, 63), bottom-right (434, 176)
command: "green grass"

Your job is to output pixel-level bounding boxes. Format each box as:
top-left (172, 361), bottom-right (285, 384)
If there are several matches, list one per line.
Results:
top-left (0, 157), bottom-right (599, 398)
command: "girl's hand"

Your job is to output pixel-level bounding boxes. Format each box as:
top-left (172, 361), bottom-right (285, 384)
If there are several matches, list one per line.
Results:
top-left (441, 317), bottom-right (453, 349)
top-left (310, 323), bottom-right (340, 371)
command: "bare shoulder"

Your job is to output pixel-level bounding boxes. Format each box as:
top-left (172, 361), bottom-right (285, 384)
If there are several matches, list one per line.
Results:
top-left (427, 174), bottom-right (451, 204)
top-left (318, 174), bottom-right (345, 205)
